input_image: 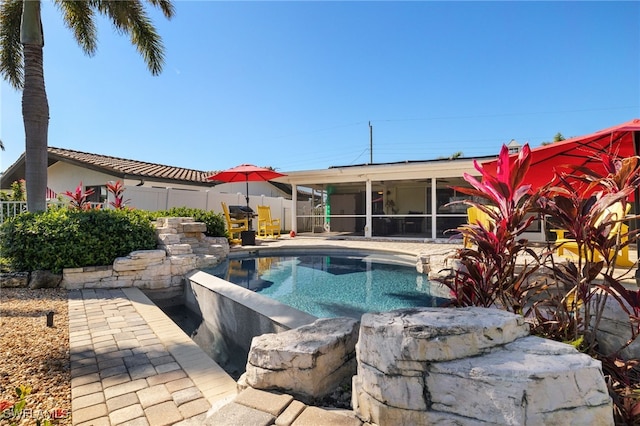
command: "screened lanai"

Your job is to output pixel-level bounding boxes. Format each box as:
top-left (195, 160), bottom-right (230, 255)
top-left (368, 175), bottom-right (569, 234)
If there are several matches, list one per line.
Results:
top-left (275, 155), bottom-right (547, 242)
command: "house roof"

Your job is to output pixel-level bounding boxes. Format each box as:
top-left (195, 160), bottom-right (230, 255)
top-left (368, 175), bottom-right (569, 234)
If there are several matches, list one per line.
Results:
top-left (1, 146), bottom-right (217, 189)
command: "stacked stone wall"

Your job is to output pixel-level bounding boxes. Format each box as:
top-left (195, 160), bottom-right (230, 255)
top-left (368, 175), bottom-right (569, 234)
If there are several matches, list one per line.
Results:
top-left (60, 217), bottom-right (229, 290)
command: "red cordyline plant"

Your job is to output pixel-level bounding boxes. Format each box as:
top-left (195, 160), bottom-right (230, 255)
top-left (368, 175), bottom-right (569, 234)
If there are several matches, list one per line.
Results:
top-left (439, 144), bottom-right (640, 424)
top-left (537, 154), bottom-right (640, 349)
top-left (106, 181), bottom-right (130, 209)
top-left (440, 143), bottom-right (543, 313)
top-left (62, 182), bottom-right (95, 210)
top-left (537, 154), bottom-right (640, 424)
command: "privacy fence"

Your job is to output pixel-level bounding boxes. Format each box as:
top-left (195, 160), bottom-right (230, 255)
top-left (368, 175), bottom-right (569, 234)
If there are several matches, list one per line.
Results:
top-left (0, 187), bottom-right (296, 232)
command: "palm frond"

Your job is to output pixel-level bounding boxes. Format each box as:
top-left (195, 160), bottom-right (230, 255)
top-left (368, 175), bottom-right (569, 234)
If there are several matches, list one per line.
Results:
top-left (0, 0), bottom-right (25, 89)
top-left (95, 0), bottom-right (168, 75)
top-left (93, 1), bottom-right (129, 35)
top-left (126, 2), bottom-right (166, 76)
top-left (146, 0), bottom-right (175, 19)
top-left (56, 0), bottom-right (98, 56)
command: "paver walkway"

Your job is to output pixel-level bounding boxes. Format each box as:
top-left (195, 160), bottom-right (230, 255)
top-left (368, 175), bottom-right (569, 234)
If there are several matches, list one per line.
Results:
top-left (68, 287), bottom-right (237, 425)
top-left (67, 282), bottom-right (364, 426)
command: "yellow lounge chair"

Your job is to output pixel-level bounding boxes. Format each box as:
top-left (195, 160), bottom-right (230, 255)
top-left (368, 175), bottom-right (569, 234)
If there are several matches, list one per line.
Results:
top-left (257, 205), bottom-right (281, 239)
top-left (553, 202), bottom-right (634, 267)
top-left (463, 205), bottom-right (496, 248)
top-left (221, 201), bottom-right (249, 243)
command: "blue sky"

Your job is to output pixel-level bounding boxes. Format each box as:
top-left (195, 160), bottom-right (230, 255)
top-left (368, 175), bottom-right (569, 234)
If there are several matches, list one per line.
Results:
top-left (1, 1), bottom-right (638, 175)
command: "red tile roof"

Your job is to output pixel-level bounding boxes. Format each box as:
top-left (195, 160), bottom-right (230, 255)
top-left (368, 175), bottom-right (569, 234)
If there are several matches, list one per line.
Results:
top-left (46, 147), bottom-right (216, 186)
top-left (1, 147), bottom-right (219, 188)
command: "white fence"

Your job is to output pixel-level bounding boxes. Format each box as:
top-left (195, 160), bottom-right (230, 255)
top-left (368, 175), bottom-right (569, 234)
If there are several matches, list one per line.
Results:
top-left (122, 187), bottom-right (292, 231)
top-left (1, 201), bottom-right (27, 224)
top-left (0, 188), bottom-right (293, 231)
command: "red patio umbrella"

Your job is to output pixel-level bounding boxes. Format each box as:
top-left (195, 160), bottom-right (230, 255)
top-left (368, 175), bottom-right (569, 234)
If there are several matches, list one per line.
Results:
top-left (207, 164), bottom-right (286, 206)
top-left (482, 118), bottom-right (640, 190)
top-left (482, 119), bottom-right (640, 283)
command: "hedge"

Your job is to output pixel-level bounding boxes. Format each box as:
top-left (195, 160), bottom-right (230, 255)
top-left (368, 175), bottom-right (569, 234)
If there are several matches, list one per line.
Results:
top-left (0, 209), bottom-right (157, 273)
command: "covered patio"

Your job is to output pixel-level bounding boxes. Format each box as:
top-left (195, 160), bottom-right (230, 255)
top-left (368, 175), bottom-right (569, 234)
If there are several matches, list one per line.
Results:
top-left (276, 155), bottom-right (545, 242)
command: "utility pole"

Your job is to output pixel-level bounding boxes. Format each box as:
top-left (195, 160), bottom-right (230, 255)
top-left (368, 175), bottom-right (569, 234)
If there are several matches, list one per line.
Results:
top-left (369, 121), bottom-right (373, 164)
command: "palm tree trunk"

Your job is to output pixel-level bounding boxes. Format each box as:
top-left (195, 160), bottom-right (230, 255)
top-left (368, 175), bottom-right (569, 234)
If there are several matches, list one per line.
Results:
top-left (21, 1), bottom-right (48, 212)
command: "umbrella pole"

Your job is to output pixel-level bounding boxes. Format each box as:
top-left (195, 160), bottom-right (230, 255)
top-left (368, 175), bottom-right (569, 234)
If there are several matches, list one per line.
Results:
top-left (635, 131), bottom-right (640, 286)
top-left (245, 178), bottom-right (249, 207)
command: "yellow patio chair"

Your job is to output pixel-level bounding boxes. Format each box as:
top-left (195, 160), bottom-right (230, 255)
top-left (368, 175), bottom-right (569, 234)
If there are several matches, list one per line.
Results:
top-left (463, 205), bottom-right (496, 248)
top-left (221, 202), bottom-right (249, 243)
top-left (554, 202), bottom-right (634, 267)
top-left (257, 205), bottom-right (281, 239)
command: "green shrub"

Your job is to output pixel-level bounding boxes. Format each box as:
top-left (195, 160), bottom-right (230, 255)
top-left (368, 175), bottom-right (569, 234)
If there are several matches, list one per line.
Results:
top-left (147, 207), bottom-right (227, 238)
top-left (0, 209), bottom-right (157, 273)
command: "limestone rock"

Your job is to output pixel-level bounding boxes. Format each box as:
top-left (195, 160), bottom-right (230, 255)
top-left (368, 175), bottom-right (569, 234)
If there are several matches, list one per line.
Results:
top-left (357, 307), bottom-right (530, 374)
top-left (244, 317), bottom-right (359, 401)
top-left (203, 236), bottom-right (230, 257)
top-left (182, 222), bottom-right (207, 233)
top-left (353, 308), bottom-right (613, 426)
top-left (130, 249), bottom-right (166, 261)
top-left (163, 244), bottom-right (193, 256)
top-left (415, 252), bottom-right (430, 274)
top-left (156, 217), bottom-right (193, 228)
top-left (593, 293), bottom-right (640, 360)
top-left (427, 336), bottom-right (611, 424)
top-left (157, 233), bottom-right (181, 245)
top-left (62, 267), bottom-right (113, 289)
top-left (0, 272), bottom-right (29, 288)
top-left (113, 250), bottom-right (166, 271)
top-left (28, 270), bottom-right (63, 289)
top-left (170, 254), bottom-right (197, 276)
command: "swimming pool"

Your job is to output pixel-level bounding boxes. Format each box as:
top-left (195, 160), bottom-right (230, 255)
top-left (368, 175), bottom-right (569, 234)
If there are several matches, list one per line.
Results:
top-left (202, 251), bottom-right (450, 319)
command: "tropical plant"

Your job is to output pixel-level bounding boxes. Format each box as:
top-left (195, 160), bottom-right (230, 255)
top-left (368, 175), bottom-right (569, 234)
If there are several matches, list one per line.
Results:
top-left (0, 0), bottom-right (174, 212)
top-left (106, 180), bottom-right (130, 210)
top-left (440, 143), bottom-right (640, 424)
top-left (0, 179), bottom-right (26, 202)
top-left (9, 179), bottom-right (25, 201)
top-left (442, 144), bottom-right (543, 313)
top-left (62, 182), bottom-right (94, 210)
top-left (535, 154), bottom-right (640, 350)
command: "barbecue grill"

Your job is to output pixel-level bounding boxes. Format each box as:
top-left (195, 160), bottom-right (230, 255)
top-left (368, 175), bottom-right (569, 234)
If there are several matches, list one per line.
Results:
top-left (228, 205), bottom-right (256, 228)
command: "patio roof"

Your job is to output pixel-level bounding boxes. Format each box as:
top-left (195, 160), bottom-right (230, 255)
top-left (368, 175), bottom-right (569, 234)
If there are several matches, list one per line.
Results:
top-left (276, 155), bottom-right (495, 186)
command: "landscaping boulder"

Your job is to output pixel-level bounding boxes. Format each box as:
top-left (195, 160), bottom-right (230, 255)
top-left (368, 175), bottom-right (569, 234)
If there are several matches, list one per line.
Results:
top-left (353, 307), bottom-right (613, 426)
top-left (593, 293), bottom-right (640, 360)
top-left (28, 270), bottom-right (62, 289)
top-left (0, 272), bottom-right (29, 288)
top-left (243, 317), bottom-right (359, 403)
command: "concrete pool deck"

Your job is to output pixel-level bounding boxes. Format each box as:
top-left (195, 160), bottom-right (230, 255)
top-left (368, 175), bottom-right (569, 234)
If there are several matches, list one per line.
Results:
top-left (68, 236), bottom-right (639, 425)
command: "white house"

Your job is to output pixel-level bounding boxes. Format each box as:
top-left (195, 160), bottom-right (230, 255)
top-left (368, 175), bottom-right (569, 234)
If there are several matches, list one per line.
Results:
top-left (2, 146), bottom-right (547, 242)
top-left (0, 146), bottom-right (291, 206)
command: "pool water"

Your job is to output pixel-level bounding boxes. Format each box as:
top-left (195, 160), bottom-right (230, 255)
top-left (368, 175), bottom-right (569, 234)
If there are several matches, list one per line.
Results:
top-left (203, 253), bottom-right (450, 319)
